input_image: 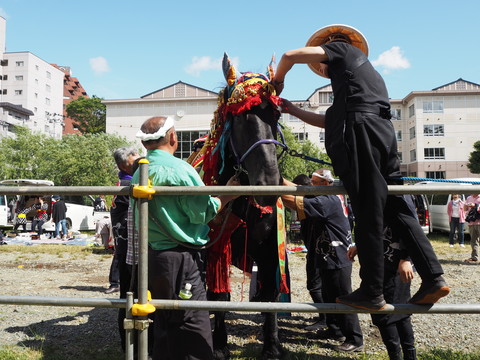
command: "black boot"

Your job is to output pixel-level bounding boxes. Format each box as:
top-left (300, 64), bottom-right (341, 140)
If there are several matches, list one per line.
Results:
top-left (404, 349), bottom-right (417, 360)
top-left (388, 349), bottom-right (403, 360)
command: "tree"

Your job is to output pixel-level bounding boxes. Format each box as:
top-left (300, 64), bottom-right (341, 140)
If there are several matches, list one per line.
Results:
top-left (0, 129), bottom-right (135, 186)
top-left (467, 141), bottom-right (480, 174)
top-left (278, 125), bottom-right (332, 181)
top-left (66, 96), bottom-right (106, 134)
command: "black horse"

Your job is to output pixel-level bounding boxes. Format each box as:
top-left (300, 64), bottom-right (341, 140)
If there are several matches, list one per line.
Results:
top-left (201, 54), bottom-right (287, 360)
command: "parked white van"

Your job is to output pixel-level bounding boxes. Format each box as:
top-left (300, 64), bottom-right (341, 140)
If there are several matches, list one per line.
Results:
top-left (415, 179), bottom-right (480, 233)
top-left (0, 194), bottom-right (9, 229)
top-left (0, 179), bottom-right (109, 232)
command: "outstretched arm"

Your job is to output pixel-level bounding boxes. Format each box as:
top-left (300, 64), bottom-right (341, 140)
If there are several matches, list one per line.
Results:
top-left (281, 98), bottom-right (326, 128)
top-left (272, 46), bottom-right (329, 95)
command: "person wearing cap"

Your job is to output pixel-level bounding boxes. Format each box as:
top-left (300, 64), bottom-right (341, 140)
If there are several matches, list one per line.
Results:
top-left (132, 116), bottom-right (239, 360)
top-left (272, 24), bottom-right (449, 312)
top-left (282, 169), bottom-right (363, 353)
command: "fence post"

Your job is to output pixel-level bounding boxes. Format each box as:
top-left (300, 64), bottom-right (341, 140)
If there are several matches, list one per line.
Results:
top-left (137, 160), bottom-right (150, 360)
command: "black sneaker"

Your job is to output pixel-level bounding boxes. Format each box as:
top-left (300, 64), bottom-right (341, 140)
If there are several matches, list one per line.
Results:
top-left (409, 278), bottom-right (450, 305)
top-left (316, 328), bottom-right (346, 342)
top-left (336, 288), bottom-right (387, 311)
top-left (304, 319), bottom-right (327, 332)
top-left (333, 342), bottom-right (364, 353)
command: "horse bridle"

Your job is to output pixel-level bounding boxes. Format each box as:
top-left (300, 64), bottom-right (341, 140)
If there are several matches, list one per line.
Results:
top-left (229, 123), bottom-right (288, 175)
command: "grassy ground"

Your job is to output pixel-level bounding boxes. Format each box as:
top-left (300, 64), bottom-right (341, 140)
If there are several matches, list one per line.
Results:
top-left (1, 233), bottom-right (479, 360)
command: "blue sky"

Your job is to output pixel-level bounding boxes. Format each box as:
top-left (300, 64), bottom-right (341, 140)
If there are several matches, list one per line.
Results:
top-left (1, 0), bottom-right (479, 101)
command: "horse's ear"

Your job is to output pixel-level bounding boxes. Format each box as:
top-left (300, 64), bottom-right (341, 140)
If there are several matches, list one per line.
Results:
top-left (222, 53), bottom-right (239, 86)
top-left (267, 54), bottom-right (276, 81)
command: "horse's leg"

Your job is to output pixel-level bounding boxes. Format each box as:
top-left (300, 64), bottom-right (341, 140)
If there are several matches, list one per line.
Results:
top-left (207, 290), bottom-right (231, 360)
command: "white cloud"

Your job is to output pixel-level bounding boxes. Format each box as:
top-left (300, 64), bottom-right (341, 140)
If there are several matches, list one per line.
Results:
top-left (371, 46), bottom-right (410, 74)
top-left (89, 56), bottom-right (110, 75)
top-left (185, 56), bottom-right (240, 77)
top-left (0, 8), bottom-right (7, 19)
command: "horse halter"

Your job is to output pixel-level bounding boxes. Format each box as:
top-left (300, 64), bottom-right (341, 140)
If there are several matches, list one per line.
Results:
top-left (229, 123), bottom-right (288, 175)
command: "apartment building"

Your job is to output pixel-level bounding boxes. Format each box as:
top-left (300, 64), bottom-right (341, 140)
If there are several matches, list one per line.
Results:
top-left (391, 78), bottom-right (480, 179)
top-left (104, 79), bottom-right (480, 179)
top-left (0, 16), bottom-right (85, 139)
top-left (51, 64), bottom-right (88, 135)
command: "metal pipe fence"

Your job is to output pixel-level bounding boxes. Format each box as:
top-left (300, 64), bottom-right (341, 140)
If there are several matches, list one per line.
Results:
top-left (1, 172), bottom-right (480, 360)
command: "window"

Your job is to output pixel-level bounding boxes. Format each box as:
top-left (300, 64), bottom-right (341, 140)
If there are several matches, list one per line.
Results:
top-left (423, 124), bottom-right (444, 136)
top-left (409, 127), bottom-right (416, 139)
top-left (2, 89), bottom-right (6, 95)
top-left (35, 93), bottom-right (38, 98)
top-left (174, 130), bottom-right (209, 160)
top-left (15, 75), bottom-right (23, 81)
top-left (398, 152), bottom-right (403, 162)
top-left (410, 149), bottom-right (416, 162)
top-left (424, 148), bottom-right (445, 160)
top-left (390, 108), bottom-right (401, 120)
top-left (2, 75), bottom-right (7, 80)
top-left (0, 59), bottom-right (8, 66)
top-left (34, 107), bottom-right (37, 113)
top-left (174, 83), bottom-right (186, 97)
top-left (46, 71), bottom-right (51, 79)
top-left (318, 91), bottom-right (334, 104)
top-left (293, 132), bottom-right (308, 142)
top-left (46, 84), bottom-right (51, 92)
top-left (35, 65), bottom-right (39, 71)
top-left (14, 90), bottom-right (22, 95)
top-left (45, 98), bottom-right (50, 105)
top-left (396, 130), bottom-right (402, 141)
top-left (408, 104), bottom-right (415, 117)
top-left (16, 61), bottom-right (24, 67)
top-left (319, 132), bottom-right (325, 143)
top-left (423, 100), bottom-right (444, 113)
top-left (425, 171), bottom-right (446, 179)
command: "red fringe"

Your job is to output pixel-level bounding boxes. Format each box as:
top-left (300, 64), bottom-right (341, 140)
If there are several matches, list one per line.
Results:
top-left (206, 211), bottom-right (244, 293)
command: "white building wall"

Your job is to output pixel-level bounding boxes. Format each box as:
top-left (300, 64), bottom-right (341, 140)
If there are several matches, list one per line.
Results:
top-left (105, 98), bottom-right (217, 148)
top-left (1, 52), bottom-right (64, 138)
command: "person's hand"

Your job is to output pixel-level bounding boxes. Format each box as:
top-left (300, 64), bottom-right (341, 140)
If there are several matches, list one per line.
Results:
top-left (271, 79), bottom-right (284, 95)
top-left (398, 259), bottom-right (414, 283)
top-left (280, 98), bottom-right (293, 114)
top-left (347, 245), bottom-right (357, 262)
top-left (226, 175), bottom-right (240, 187)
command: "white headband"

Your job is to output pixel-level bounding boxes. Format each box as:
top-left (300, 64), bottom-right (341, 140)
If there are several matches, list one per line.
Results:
top-left (312, 171), bottom-right (334, 182)
top-left (136, 117), bottom-right (175, 141)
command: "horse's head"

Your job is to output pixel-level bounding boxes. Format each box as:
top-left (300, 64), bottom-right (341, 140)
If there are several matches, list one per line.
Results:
top-left (220, 53), bottom-right (283, 206)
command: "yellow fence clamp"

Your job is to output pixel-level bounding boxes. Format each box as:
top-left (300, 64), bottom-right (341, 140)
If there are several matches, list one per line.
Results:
top-left (131, 290), bottom-right (156, 317)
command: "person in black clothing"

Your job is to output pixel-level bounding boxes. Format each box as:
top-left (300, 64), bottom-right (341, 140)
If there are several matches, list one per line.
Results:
top-left (348, 195), bottom-right (418, 360)
top-left (272, 24), bottom-right (449, 311)
top-left (282, 169), bottom-right (363, 353)
top-left (110, 146), bottom-right (140, 351)
top-left (52, 196), bottom-right (68, 239)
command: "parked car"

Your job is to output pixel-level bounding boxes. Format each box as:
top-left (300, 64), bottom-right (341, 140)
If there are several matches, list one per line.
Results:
top-left (411, 193), bottom-right (431, 235)
top-left (0, 179), bottom-right (109, 232)
top-left (413, 179), bottom-right (480, 234)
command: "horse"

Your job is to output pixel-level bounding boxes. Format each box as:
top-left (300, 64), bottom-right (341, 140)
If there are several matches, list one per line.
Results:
top-left (200, 54), bottom-right (288, 360)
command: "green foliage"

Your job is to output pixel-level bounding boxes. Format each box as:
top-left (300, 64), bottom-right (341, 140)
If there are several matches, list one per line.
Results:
top-left (0, 129), bottom-right (135, 186)
top-left (65, 96), bottom-right (106, 134)
top-left (278, 124), bottom-right (332, 181)
top-left (467, 140), bottom-right (480, 174)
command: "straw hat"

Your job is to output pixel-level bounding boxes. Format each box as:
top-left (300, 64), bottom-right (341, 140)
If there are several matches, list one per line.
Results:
top-left (305, 24), bottom-right (369, 77)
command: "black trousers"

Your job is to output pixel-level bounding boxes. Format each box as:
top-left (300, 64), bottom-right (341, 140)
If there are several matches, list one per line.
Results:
top-left (372, 262), bottom-right (415, 354)
top-left (337, 112), bottom-right (443, 296)
top-left (305, 237), bottom-right (326, 326)
top-left (321, 266), bottom-right (363, 346)
top-left (148, 246), bottom-right (213, 360)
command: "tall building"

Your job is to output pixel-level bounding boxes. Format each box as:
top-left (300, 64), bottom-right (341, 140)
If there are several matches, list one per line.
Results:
top-left (51, 64), bottom-right (88, 135)
top-left (0, 16), bottom-right (85, 139)
top-left (105, 78), bottom-right (480, 180)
